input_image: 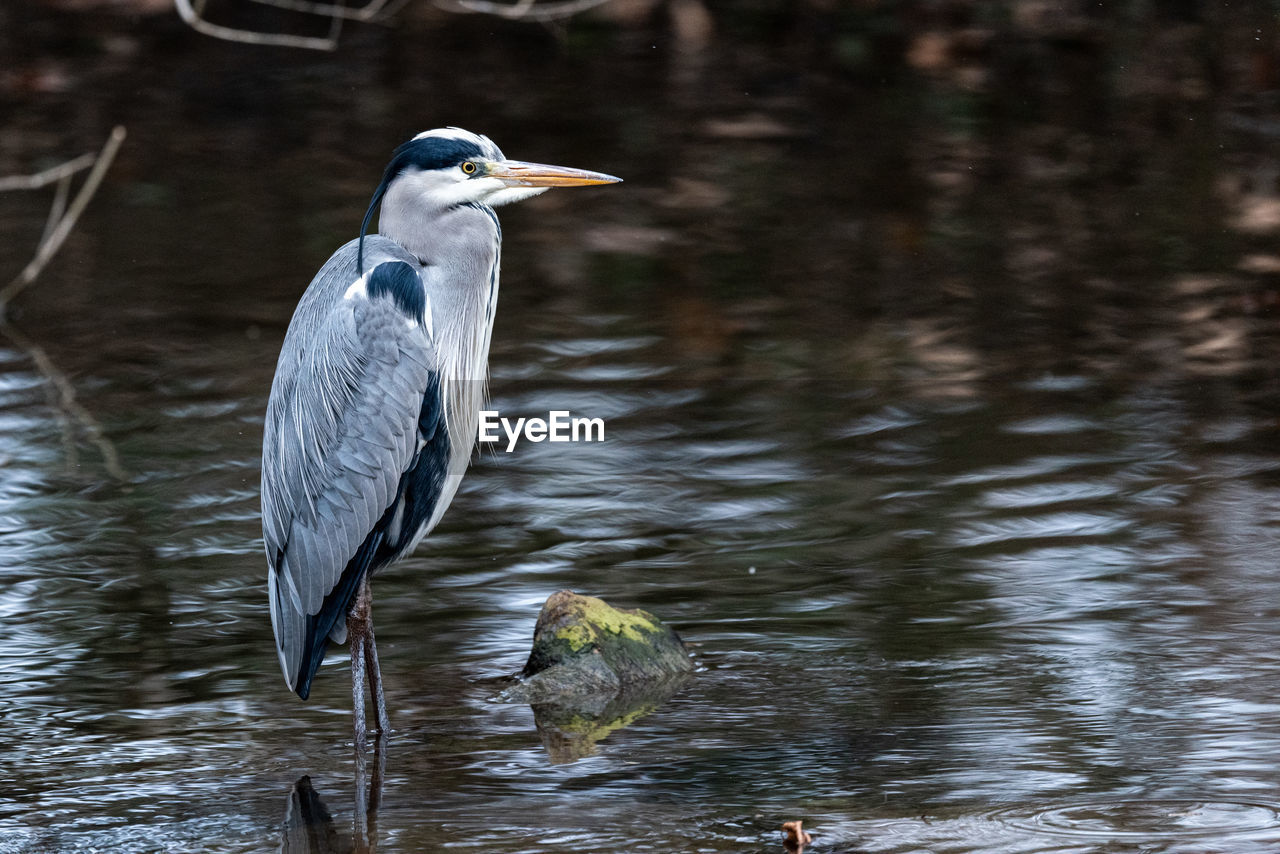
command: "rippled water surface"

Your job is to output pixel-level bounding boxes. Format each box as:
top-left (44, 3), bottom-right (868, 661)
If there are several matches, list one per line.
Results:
top-left (5, 5), bottom-right (1280, 853)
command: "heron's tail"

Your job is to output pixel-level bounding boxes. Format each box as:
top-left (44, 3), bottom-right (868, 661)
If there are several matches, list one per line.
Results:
top-left (294, 528), bottom-right (385, 700)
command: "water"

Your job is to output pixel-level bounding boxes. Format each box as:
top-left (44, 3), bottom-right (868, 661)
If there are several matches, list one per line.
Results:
top-left (4, 5), bottom-right (1280, 852)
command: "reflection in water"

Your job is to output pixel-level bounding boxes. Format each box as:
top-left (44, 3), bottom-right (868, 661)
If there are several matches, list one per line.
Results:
top-left (527, 674), bottom-right (690, 764)
top-left (281, 750), bottom-right (385, 854)
top-left (352, 745), bottom-right (385, 854)
top-left (282, 777), bottom-right (351, 854)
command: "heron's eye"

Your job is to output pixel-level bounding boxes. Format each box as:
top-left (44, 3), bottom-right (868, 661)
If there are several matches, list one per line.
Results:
top-left (461, 161), bottom-right (478, 175)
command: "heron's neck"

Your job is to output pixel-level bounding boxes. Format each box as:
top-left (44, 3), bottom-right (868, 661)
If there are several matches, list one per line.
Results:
top-left (381, 196), bottom-right (502, 453)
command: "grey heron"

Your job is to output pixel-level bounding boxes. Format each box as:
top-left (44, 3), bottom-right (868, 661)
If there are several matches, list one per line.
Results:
top-left (261, 127), bottom-right (620, 749)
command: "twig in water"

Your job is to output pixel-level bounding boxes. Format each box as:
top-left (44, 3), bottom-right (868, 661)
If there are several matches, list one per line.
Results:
top-left (0, 126), bottom-right (130, 482)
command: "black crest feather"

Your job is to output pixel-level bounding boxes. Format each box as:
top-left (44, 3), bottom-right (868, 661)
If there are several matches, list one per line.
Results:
top-left (357, 134), bottom-right (487, 274)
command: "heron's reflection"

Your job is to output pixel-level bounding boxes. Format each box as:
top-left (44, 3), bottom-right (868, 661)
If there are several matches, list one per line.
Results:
top-left (280, 743), bottom-right (386, 854)
top-left (279, 669), bottom-right (688, 851)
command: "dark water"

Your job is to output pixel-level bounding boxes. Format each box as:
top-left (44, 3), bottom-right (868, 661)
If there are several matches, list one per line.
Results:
top-left (4, 4), bottom-right (1280, 852)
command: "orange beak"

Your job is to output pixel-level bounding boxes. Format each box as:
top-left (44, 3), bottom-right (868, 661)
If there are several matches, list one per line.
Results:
top-left (487, 160), bottom-right (622, 188)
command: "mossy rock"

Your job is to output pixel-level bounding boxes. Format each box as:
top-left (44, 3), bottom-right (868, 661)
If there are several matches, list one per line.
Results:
top-left (503, 590), bottom-right (693, 704)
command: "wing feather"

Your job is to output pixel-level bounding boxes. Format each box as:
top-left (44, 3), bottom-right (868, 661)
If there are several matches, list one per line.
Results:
top-left (262, 245), bottom-right (436, 696)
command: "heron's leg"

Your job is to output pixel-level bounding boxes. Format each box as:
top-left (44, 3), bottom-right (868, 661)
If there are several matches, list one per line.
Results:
top-left (347, 577), bottom-right (374, 752)
top-left (363, 618), bottom-right (391, 738)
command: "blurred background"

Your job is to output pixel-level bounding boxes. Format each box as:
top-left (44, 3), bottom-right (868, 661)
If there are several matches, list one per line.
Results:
top-left (4, 1), bottom-right (1280, 852)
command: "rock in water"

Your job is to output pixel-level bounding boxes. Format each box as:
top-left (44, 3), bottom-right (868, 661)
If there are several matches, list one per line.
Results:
top-left (505, 590), bottom-right (693, 704)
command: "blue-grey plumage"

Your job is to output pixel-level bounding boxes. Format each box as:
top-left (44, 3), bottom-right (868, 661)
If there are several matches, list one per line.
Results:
top-left (260, 127), bottom-right (620, 749)
top-left (263, 239), bottom-right (446, 700)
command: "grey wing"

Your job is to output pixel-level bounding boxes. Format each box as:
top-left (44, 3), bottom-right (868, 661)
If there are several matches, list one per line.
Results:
top-left (261, 270), bottom-right (434, 696)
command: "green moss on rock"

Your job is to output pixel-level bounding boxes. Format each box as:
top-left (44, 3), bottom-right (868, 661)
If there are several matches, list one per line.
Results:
top-left (514, 590), bottom-right (693, 702)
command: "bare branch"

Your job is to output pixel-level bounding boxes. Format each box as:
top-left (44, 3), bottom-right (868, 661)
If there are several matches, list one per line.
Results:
top-left (173, 0), bottom-right (342, 50)
top-left (39, 175), bottom-right (72, 248)
top-left (0, 126), bottom-right (128, 314)
top-left (176, 0), bottom-right (610, 49)
top-left (0, 154), bottom-right (95, 191)
top-left (0, 126), bottom-right (131, 482)
top-left (246, 0), bottom-right (393, 23)
top-left (437, 0), bottom-right (614, 21)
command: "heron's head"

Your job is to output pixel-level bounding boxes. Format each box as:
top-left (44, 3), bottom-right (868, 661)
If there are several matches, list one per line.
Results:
top-left (359, 127), bottom-right (620, 272)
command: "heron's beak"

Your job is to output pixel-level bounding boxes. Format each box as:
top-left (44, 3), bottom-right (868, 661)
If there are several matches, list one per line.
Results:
top-left (487, 160), bottom-right (622, 188)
